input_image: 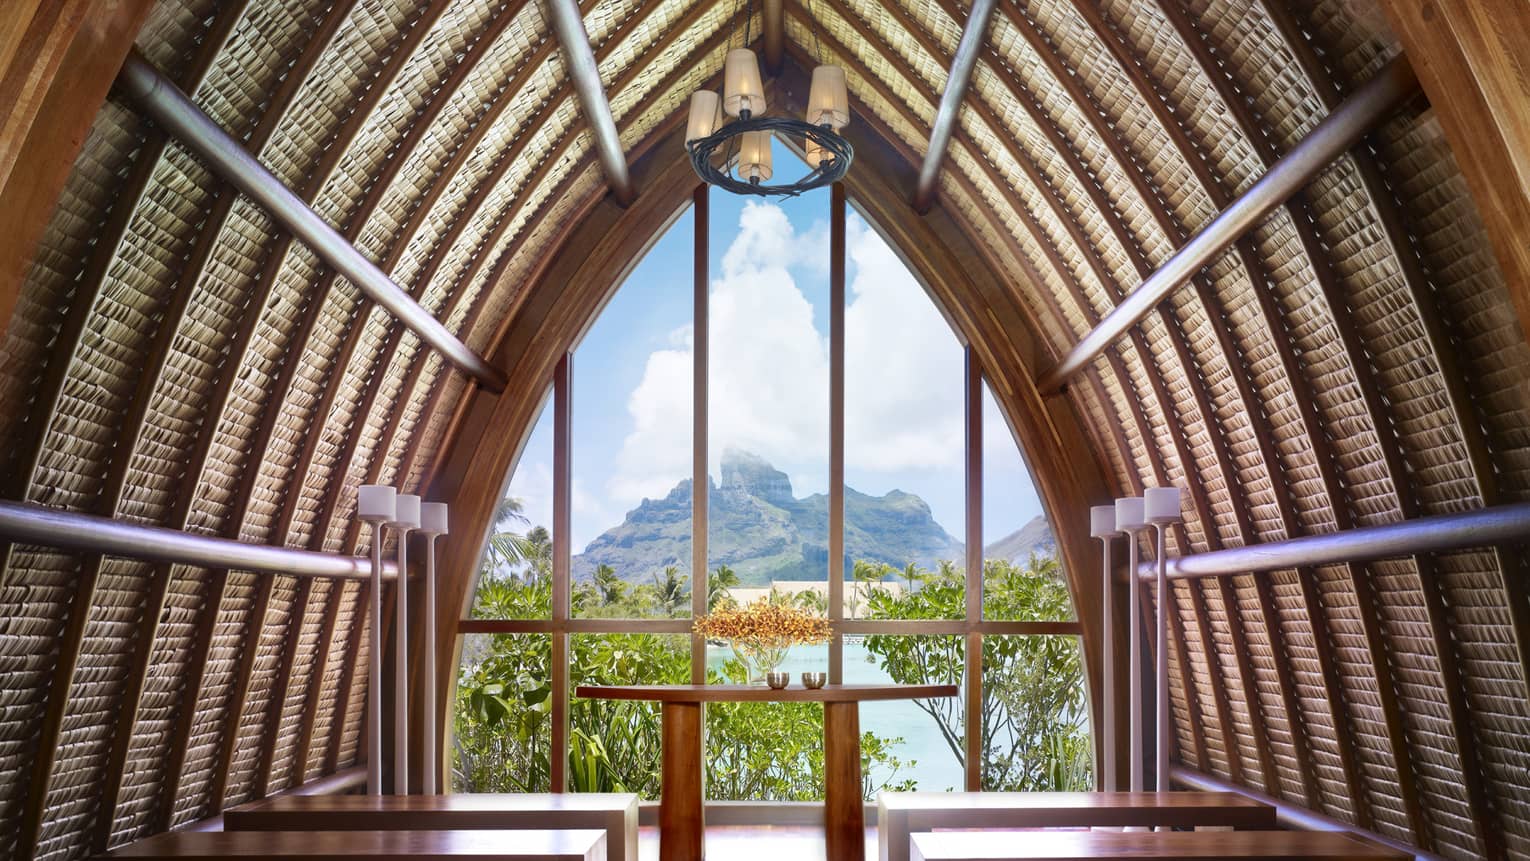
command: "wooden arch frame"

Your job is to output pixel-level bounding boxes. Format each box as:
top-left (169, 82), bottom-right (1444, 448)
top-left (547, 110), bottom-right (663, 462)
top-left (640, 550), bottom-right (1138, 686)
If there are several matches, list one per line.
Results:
top-left (423, 94), bottom-right (1117, 789)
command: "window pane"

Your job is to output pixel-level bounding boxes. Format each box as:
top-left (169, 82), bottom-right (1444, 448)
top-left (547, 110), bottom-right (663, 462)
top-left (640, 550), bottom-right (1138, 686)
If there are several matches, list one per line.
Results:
top-left (707, 141), bottom-right (830, 603)
top-left (979, 635), bottom-right (1092, 790)
top-left (981, 383), bottom-right (1072, 621)
top-left (704, 642), bottom-right (827, 801)
top-left (572, 209), bottom-right (695, 618)
top-left (854, 634), bottom-right (965, 793)
top-left (569, 633), bottom-right (690, 798)
top-left (470, 396), bottom-right (553, 619)
top-left (844, 211), bottom-right (965, 619)
top-left (452, 634), bottom-right (551, 792)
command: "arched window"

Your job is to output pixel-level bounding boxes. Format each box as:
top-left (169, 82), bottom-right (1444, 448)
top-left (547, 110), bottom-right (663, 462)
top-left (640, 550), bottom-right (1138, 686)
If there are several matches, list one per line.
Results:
top-left (453, 143), bottom-right (1088, 799)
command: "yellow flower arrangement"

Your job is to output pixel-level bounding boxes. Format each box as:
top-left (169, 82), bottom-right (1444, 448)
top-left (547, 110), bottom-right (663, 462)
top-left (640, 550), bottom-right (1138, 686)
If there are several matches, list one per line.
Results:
top-left (694, 599), bottom-right (832, 681)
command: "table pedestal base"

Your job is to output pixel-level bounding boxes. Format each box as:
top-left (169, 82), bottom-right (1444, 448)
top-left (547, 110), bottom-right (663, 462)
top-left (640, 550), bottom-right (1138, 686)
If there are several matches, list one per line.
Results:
top-left (823, 701), bottom-right (864, 861)
top-left (660, 702), bottom-right (704, 861)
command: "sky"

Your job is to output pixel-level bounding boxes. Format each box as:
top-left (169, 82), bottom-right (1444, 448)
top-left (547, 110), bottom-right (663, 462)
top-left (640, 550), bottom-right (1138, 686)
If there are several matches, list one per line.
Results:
top-left (507, 140), bottom-right (1045, 555)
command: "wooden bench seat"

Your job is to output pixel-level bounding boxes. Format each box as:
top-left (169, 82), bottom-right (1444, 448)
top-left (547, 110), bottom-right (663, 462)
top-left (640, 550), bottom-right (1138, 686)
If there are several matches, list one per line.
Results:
top-left (224, 793), bottom-right (638, 861)
top-left (878, 792), bottom-right (1276, 861)
top-left (908, 830), bottom-right (1409, 860)
top-left (97, 828), bottom-right (605, 861)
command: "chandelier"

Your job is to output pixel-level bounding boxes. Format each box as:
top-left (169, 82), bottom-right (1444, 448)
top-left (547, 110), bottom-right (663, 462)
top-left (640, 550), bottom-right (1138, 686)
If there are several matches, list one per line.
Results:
top-left (683, 2), bottom-right (852, 197)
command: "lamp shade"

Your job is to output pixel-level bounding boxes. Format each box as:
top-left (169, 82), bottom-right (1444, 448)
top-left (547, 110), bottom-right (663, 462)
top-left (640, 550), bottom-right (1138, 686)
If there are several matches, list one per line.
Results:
top-left (391, 493), bottom-right (421, 529)
top-left (738, 131), bottom-right (773, 182)
top-left (805, 138), bottom-right (829, 168)
top-left (1090, 505), bottom-right (1119, 538)
top-left (686, 90), bottom-right (721, 144)
top-left (806, 65), bottom-right (849, 129)
top-left (1115, 496), bottom-right (1146, 532)
top-left (421, 502), bottom-right (449, 536)
top-left (1145, 486), bottom-right (1182, 524)
top-left (358, 485), bottom-right (396, 522)
top-left (723, 48), bottom-right (766, 117)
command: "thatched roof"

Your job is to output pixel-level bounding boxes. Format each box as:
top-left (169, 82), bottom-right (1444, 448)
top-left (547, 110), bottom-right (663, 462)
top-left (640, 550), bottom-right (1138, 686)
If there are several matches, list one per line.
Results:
top-left (1, 0), bottom-right (1528, 859)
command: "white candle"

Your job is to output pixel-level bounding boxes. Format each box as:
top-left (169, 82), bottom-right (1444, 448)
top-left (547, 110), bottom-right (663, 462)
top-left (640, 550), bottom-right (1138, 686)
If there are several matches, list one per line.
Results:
top-left (1115, 496), bottom-right (1145, 532)
top-left (1145, 486), bottom-right (1182, 524)
top-left (358, 485), bottom-right (396, 521)
top-left (392, 494), bottom-right (421, 529)
top-left (1091, 504), bottom-right (1119, 538)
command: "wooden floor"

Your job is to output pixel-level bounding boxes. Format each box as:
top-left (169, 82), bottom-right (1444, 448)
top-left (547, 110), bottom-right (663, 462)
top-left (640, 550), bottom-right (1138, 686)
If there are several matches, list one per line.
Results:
top-left (635, 824), bottom-right (880, 860)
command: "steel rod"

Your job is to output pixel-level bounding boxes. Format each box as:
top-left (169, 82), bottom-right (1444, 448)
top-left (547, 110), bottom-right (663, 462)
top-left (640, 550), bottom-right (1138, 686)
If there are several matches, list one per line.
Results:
top-left (394, 526), bottom-right (411, 794)
top-left (544, 0), bottom-right (635, 206)
top-left (367, 523), bottom-right (385, 795)
top-left (1098, 534), bottom-right (1116, 792)
top-left (1036, 56), bottom-right (1419, 393)
top-left (0, 499), bottom-right (397, 579)
top-left (1125, 528), bottom-right (1144, 792)
top-left (1154, 524), bottom-right (1170, 793)
top-left (913, 0), bottom-right (997, 213)
top-left (423, 532), bottom-right (439, 795)
top-left (1136, 501), bottom-right (1530, 580)
top-left (112, 50), bottom-right (507, 392)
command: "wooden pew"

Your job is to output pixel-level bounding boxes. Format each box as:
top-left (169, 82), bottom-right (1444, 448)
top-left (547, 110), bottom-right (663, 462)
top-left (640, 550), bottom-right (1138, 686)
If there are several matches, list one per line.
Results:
top-left (878, 792), bottom-right (1276, 861)
top-left (908, 830), bottom-right (1409, 860)
top-left (223, 793), bottom-right (638, 861)
top-left (97, 828), bottom-right (605, 861)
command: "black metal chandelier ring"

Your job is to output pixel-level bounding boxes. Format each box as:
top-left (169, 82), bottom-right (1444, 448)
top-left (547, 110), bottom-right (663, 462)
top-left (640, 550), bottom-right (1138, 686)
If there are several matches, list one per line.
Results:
top-left (687, 114), bottom-right (853, 198)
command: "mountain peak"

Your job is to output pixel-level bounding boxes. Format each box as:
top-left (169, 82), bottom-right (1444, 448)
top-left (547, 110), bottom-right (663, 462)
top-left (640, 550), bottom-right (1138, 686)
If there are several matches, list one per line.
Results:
top-left (719, 447), bottom-right (794, 504)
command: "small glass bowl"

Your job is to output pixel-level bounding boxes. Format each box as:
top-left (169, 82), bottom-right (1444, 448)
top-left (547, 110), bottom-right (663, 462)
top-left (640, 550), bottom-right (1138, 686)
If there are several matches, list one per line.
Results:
top-left (800, 672), bottom-right (827, 689)
top-left (765, 671), bottom-right (791, 689)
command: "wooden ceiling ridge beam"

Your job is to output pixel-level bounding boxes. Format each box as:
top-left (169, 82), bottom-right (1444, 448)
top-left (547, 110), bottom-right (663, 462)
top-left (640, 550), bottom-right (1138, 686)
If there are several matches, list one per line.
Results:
top-left (546, 0), bottom-right (634, 206)
top-left (1034, 54), bottom-right (1421, 395)
top-left (762, 0), bottom-right (784, 74)
top-left (114, 51), bottom-right (508, 391)
top-left (913, 0), bottom-right (997, 213)
top-left (1152, 0), bottom-right (1449, 844)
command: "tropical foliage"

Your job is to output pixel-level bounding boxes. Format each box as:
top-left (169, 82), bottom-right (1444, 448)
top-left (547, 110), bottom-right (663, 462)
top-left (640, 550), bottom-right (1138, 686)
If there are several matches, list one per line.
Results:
top-left (453, 503), bottom-right (1089, 798)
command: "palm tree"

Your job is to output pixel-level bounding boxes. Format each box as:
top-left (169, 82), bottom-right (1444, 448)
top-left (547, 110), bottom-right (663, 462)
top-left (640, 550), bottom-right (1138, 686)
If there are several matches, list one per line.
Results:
top-left (654, 566), bottom-right (689, 617)
top-left (594, 564), bottom-right (626, 605)
top-left (707, 564), bottom-right (739, 611)
top-left (482, 496), bottom-right (542, 575)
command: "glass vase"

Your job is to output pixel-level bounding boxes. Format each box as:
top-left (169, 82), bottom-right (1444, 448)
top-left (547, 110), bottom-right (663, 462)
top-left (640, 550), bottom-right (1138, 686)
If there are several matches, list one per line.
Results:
top-left (730, 640), bottom-right (789, 684)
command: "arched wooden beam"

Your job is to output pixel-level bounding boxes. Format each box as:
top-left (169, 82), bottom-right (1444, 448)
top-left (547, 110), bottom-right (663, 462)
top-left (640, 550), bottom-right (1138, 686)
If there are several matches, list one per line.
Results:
top-left (1378, 1), bottom-right (1530, 352)
top-left (0, 0), bottom-right (155, 340)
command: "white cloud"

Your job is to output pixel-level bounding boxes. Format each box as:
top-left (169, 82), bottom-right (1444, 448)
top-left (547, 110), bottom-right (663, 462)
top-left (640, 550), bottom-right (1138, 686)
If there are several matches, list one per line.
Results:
top-left (605, 201), bottom-right (964, 514)
top-left (843, 217), bottom-right (964, 471)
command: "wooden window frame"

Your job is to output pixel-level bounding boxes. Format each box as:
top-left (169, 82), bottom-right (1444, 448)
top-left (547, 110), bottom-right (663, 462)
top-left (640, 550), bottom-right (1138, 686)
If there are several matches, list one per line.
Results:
top-left (456, 182), bottom-right (1083, 795)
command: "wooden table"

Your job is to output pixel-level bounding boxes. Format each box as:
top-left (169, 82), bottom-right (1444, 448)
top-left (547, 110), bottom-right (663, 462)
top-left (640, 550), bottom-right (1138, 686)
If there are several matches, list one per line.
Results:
top-left (98, 829), bottom-right (606, 860)
top-left (223, 793), bottom-right (639, 861)
top-left (577, 683), bottom-right (958, 861)
top-left (907, 830), bottom-right (1409, 860)
top-left (877, 791), bottom-right (1276, 861)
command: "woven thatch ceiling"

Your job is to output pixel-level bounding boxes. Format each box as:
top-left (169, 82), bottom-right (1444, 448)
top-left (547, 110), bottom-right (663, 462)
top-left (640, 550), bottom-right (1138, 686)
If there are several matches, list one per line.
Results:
top-left (1, 1), bottom-right (1529, 860)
